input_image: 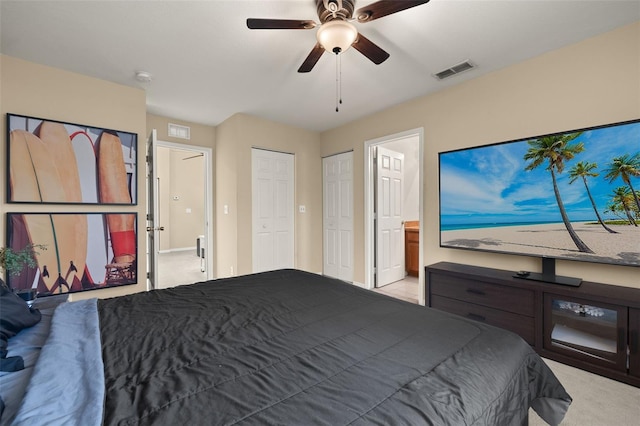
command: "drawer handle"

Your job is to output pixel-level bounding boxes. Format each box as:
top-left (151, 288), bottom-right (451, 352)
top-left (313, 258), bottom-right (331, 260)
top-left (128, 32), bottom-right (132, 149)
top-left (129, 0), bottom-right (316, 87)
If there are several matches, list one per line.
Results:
top-left (467, 313), bottom-right (486, 322)
top-left (466, 288), bottom-right (485, 296)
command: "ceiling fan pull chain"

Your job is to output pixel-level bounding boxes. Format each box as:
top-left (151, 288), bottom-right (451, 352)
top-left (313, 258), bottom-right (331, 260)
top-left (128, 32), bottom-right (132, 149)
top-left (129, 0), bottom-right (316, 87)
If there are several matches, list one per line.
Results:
top-left (335, 50), bottom-right (344, 112)
top-left (339, 53), bottom-right (343, 107)
top-left (335, 52), bottom-right (340, 112)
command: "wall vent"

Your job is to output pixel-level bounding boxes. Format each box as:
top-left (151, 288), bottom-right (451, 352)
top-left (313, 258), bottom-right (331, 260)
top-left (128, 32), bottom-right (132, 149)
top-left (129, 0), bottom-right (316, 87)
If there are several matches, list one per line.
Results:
top-left (168, 123), bottom-right (191, 140)
top-left (434, 60), bottom-right (475, 80)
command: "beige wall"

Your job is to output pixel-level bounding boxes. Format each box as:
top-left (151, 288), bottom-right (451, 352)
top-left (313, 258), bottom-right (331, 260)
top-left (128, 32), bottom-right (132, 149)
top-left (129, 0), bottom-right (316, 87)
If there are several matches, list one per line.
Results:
top-left (156, 147), bottom-right (205, 251)
top-left (215, 114), bottom-right (240, 277)
top-left (319, 22), bottom-right (640, 295)
top-left (157, 146), bottom-right (172, 252)
top-left (215, 113), bottom-right (322, 277)
top-left (168, 149), bottom-right (205, 249)
top-left (0, 55), bottom-right (147, 300)
top-left (146, 113), bottom-right (216, 149)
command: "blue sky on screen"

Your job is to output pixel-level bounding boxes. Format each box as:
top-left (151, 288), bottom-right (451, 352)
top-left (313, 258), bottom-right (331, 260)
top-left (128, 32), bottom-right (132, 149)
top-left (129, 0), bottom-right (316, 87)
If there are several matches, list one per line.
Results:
top-left (440, 121), bottom-right (640, 226)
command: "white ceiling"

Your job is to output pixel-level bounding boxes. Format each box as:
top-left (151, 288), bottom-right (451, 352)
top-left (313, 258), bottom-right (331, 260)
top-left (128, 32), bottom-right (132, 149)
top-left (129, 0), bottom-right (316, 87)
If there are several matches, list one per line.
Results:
top-left (1, 0), bottom-right (639, 132)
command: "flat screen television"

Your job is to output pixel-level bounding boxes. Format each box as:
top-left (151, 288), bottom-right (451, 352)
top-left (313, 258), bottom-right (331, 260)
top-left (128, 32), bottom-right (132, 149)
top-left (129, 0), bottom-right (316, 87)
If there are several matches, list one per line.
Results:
top-left (438, 119), bottom-right (640, 286)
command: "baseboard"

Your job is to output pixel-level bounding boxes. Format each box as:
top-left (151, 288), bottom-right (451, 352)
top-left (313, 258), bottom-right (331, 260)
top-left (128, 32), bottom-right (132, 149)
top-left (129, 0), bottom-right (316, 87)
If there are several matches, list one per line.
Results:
top-left (351, 281), bottom-right (367, 289)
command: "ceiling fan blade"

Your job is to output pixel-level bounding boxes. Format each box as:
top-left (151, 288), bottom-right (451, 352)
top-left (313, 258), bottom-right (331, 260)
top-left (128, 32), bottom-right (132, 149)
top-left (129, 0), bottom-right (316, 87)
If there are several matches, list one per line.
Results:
top-left (298, 43), bottom-right (325, 73)
top-left (355, 0), bottom-right (430, 23)
top-left (247, 18), bottom-right (316, 30)
top-left (352, 33), bottom-right (390, 65)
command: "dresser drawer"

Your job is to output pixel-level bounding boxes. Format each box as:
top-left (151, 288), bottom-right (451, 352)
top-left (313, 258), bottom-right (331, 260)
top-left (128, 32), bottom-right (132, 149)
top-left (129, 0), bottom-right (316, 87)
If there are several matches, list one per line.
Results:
top-left (430, 275), bottom-right (534, 317)
top-left (432, 295), bottom-right (535, 345)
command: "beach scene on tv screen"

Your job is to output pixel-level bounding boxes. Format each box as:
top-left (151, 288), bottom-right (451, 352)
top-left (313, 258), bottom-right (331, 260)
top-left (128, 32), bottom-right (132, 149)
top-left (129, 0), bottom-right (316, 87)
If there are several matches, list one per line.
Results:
top-left (439, 120), bottom-right (640, 266)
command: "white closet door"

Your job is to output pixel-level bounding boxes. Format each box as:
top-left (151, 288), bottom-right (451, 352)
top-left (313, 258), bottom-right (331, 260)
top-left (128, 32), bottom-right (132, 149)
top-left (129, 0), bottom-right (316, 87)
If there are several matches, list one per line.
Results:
top-left (376, 146), bottom-right (404, 286)
top-left (323, 152), bottom-right (353, 282)
top-left (252, 149), bottom-right (294, 273)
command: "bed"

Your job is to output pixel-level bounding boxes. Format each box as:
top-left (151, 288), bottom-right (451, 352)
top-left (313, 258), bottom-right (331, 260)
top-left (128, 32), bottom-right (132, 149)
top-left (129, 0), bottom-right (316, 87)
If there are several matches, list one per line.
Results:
top-left (4, 269), bottom-right (571, 425)
top-left (0, 292), bottom-right (67, 425)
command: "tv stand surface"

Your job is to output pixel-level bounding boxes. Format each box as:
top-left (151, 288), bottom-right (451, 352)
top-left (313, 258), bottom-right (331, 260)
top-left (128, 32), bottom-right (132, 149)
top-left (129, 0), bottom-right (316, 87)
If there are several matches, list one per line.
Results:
top-left (513, 271), bottom-right (582, 287)
top-left (514, 257), bottom-right (582, 287)
top-left (426, 262), bottom-right (640, 387)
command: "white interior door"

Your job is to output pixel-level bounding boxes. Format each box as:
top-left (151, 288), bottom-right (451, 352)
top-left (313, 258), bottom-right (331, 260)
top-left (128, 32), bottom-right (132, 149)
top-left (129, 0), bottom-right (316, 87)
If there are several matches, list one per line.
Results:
top-left (376, 146), bottom-right (404, 287)
top-left (252, 149), bottom-right (294, 273)
top-left (146, 129), bottom-right (159, 291)
top-left (323, 152), bottom-right (353, 281)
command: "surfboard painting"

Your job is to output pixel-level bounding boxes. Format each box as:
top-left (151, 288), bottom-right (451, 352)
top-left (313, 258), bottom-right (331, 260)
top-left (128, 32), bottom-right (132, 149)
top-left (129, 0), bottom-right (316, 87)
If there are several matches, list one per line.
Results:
top-left (6, 113), bottom-right (137, 205)
top-left (6, 212), bottom-right (137, 294)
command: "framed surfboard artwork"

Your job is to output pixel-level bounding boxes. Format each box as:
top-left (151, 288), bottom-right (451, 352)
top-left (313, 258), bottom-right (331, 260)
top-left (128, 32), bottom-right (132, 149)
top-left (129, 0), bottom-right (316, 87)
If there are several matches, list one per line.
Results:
top-left (5, 212), bottom-right (138, 295)
top-left (6, 113), bottom-right (137, 205)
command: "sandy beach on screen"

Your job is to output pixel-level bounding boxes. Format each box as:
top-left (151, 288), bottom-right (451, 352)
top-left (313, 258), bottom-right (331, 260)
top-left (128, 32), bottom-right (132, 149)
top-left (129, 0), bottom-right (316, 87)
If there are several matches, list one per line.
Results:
top-left (441, 222), bottom-right (640, 265)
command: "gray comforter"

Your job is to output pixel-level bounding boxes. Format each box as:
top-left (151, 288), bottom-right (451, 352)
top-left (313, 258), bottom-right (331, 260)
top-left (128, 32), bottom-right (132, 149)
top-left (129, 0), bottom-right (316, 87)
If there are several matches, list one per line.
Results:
top-left (14, 269), bottom-right (571, 425)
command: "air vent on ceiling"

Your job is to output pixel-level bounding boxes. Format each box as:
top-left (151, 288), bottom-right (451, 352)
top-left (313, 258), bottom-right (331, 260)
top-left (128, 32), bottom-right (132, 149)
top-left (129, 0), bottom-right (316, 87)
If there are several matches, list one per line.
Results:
top-left (434, 60), bottom-right (475, 80)
top-left (168, 123), bottom-right (190, 140)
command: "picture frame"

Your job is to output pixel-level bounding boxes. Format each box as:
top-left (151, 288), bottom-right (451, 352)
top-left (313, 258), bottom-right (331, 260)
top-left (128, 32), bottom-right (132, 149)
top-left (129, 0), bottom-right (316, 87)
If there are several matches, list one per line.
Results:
top-left (6, 212), bottom-right (138, 295)
top-left (6, 113), bottom-right (137, 205)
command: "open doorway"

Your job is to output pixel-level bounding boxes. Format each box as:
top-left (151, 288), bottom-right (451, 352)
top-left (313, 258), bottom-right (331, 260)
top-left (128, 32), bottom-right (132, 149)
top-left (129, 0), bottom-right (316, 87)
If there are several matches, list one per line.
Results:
top-left (155, 140), bottom-right (213, 288)
top-left (364, 129), bottom-right (424, 303)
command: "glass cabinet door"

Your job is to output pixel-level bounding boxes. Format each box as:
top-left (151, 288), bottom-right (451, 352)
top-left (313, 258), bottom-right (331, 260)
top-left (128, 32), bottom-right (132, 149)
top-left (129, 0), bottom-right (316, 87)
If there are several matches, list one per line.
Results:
top-left (544, 294), bottom-right (627, 371)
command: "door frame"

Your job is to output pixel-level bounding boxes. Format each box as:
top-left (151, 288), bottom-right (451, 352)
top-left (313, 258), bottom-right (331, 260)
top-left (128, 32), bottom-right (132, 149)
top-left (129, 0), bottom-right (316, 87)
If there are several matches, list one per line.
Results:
top-left (147, 130), bottom-right (158, 291)
top-left (154, 139), bottom-right (214, 280)
top-left (364, 128), bottom-right (424, 303)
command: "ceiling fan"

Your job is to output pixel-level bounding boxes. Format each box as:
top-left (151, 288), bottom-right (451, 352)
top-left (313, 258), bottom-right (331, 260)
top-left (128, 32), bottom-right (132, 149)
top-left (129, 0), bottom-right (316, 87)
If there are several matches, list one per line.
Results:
top-left (247, 0), bottom-right (431, 73)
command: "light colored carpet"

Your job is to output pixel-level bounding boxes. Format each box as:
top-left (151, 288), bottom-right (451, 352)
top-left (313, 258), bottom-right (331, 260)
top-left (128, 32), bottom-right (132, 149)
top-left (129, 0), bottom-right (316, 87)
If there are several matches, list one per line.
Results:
top-left (529, 358), bottom-right (640, 425)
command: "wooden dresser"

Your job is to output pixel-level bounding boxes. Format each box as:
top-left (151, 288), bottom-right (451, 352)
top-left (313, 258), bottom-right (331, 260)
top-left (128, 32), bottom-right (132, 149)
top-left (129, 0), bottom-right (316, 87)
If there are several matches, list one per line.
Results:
top-left (404, 221), bottom-right (419, 277)
top-left (426, 262), bottom-right (640, 387)
top-left (428, 270), bottom-right (536, 344)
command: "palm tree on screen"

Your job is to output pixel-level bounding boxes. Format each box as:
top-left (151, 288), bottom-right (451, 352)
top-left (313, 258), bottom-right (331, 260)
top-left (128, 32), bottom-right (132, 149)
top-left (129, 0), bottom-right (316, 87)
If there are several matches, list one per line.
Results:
top-left (524, 132), bottom-right (594, 253)
top-left (604, 201), bottom-right (626, 222)
top-left (568, 161), bottom-right (618, 233)
top-left (610, 186), bottom-right (638, 226)
top-left (604, 153), bottom-right (640, 213)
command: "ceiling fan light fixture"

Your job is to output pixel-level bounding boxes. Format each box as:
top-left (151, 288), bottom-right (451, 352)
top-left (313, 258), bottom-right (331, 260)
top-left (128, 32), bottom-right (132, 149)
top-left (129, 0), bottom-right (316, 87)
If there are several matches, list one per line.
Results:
top-left (316, 20), bottom-right (358, 54)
